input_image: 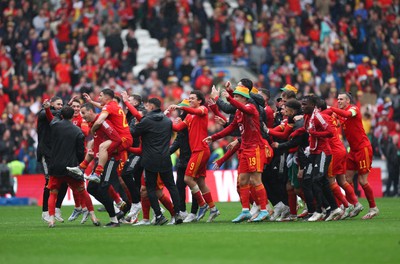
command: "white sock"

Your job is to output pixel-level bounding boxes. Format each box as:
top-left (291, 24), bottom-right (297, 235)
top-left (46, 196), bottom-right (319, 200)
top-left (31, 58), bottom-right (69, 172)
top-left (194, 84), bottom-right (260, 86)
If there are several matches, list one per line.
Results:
top-left (110, 216), bottom-right (118, 223)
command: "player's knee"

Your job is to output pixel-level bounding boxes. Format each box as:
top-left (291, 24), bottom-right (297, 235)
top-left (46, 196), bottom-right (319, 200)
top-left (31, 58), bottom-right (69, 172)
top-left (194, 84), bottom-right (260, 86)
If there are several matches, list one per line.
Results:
top-left (184, 176), bottom-right (194, 186)
top-left (358, 175), bottom-right (368, 186)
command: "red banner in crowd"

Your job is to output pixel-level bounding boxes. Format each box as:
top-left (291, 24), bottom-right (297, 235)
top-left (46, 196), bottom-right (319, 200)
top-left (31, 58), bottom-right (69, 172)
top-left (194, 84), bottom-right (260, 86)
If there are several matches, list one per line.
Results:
top-left (12, 169), bottom-right (383, 206)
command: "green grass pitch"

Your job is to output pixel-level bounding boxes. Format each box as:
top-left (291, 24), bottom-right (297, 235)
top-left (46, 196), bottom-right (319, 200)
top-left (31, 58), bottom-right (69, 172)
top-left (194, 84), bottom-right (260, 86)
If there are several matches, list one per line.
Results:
top-left (0, 198), bottom-right (399, 264)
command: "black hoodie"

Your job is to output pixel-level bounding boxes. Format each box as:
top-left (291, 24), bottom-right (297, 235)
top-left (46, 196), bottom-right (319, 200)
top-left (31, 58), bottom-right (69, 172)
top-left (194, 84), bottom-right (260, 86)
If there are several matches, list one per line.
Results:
top-left (36, 107), bottom-right (61, 162)
top-left (131, 109), bottom-right (173, 172)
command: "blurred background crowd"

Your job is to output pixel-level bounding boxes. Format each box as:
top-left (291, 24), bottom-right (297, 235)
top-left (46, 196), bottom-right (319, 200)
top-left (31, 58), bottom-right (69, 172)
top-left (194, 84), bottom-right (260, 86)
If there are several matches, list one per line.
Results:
top-left (0, 0), bottom-right (399, 191)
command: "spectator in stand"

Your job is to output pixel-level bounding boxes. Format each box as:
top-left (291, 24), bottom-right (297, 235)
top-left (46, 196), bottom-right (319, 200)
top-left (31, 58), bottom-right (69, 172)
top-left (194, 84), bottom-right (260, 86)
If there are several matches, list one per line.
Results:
top-left (194, 66), bottom-right (213, 93)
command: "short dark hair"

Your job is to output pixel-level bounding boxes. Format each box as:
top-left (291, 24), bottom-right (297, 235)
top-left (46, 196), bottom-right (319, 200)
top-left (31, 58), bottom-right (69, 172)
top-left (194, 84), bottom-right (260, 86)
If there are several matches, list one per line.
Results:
top-left (338, 91), bottom-right (354, 104)
top-left (190, 90), bottom-right (205, 105)
top-left (101, 88), bottom-right (114, 98)
top-left (285, 99), bottom-right (301, 112)
top-left (61, 106), bottom-right (74, 119)
top-left (51, 96), bottom-right (62, 103)
top-left (114, 96), bottom-right (121, 103)
top-left (302, 95), bottom-right (318, 106)
top-left (132, 94), bottom-right (142, 104)
top-left (239, 78), bottom-right (253, 90)
top-left (259, 88), bottom-right (270, 99)
top-left (81, 103), bottom-right (95, 111)
top-left (316, 98), bottom-right (327, 110)
top-left (281, 90), bottom-right (296, 100)
top-left (71, 98), bottom-right (81, 105)
top-left (148, 98), bottom-right (161, 108)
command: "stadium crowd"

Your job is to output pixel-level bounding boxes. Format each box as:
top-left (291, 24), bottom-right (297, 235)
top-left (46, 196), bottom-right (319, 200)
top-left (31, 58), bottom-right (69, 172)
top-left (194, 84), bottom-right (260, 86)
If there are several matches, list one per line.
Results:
top-left (0, 0), bottom-right (399, 202)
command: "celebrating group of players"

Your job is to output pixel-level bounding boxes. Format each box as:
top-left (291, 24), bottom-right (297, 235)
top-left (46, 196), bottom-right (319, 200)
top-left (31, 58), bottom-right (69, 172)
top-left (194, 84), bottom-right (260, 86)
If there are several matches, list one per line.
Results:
top-left (37, 77), bottom-right (379, 228)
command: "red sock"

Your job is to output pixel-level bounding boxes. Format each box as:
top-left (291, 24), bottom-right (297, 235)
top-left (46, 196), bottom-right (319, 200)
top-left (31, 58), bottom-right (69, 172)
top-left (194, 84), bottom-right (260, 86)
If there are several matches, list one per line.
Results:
top-left (239, 185), bottom-right (251, 210)
top-left (254, 184), bottom-right (267, 211)
top-left (342, 182), bottom-right (358, 205)
top-left (330, 182), bottom-right (349, 207)
top-left (334, 196), bottom-right (342, 207)
top-left (249, 185), bottom-right (257, 205)
top-left (287, 189), bottom-right (297, 215)
top-left (80, 159), bottom-right (89, 170)
top-left (48, 191), bottom-right (57, 216)
top-left (94, 165), bottom-right (104, 176)
top-left (202, 192), bottom-right (215, 209)
top-left (159, 194), bottom-right (175, 215)
top-left (361, 183), bottom-right (376, 208)
top-left (84, 160), bottom-right (95, 176)
top-left (141, 196), bottom-right (151, 220)
top-left (192, 190), bottom-right (206, 207)
top-left (72, 188), bottom-right (81, 208)
top-left (80, 190), bottom-right (94, 211)
top-left (108, 185), bottom-right (121, 204)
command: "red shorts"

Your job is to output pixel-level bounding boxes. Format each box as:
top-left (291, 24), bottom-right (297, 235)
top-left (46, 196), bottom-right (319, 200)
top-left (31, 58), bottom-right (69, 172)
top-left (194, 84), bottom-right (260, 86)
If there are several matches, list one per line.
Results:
top-left (185, 149), bottom-right (210, 178)
top-left (118, 136), bottom-right (133, 152)
top-left (264, 140), bottom-right (274, 165)
top-left (141, 173), bottom-right (164, 190)
top-left (328, 149), bottom-right (347, 177)
top-left (238, 145), bottom-right (266, 174)
top-left (346, 145), bottom-right (373, 175)
top-left (47, 176), bottom-right (85, 191)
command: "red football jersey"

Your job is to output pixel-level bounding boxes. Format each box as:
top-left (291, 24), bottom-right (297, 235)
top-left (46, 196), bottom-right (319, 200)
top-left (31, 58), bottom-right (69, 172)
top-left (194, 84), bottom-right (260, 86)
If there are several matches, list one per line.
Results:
top-left (341, 105), bottom-right (371, 151)
top-left (183, 105), bottom-right (209, 152)
top-left (323, 110), bottom-right (346, 155)
top-left (264, 105), bottom-right (274, 128)
top-left (72, 114), bottom-right (83, 127)
top-left (304, 110), bottom-right (332, 155)
top-left (212, 101), bottom-right (264, 149)
top-left (101, 101), bottom-right (132, 140)
top-left (72, 114), bottom-right (89, 137)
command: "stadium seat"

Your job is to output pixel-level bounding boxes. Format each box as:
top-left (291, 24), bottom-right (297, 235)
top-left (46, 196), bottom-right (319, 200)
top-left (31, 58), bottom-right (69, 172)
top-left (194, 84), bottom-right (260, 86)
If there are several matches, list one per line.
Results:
top-left (135, 29), bottom-right (151, 39)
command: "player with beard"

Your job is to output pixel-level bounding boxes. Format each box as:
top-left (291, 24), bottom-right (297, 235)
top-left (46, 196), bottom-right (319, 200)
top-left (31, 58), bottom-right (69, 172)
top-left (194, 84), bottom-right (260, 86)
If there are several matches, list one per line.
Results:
top-left (330, 92), bottom-right (379, 219)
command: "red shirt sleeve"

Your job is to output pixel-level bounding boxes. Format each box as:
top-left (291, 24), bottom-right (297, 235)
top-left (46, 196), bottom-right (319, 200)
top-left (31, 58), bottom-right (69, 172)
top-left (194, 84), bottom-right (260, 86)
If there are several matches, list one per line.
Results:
top-left (45, 108), bottom-right (54, 122)
top-left (81, 121), bottom-right (90, 137)
top-left (181, 106), bottom-right (206, 116)
top-left (209, 103), bottom-right (228, 122)
top-left (211, 117), bottom-right (238, 141)
top-left (215, 142), bottom-right (240, 167)
top-left (269, 123), bottom-right (293, 139)
top-left (125, 101), bottom-right (142, 121)
top-left (129, 146), bottom-right (142, 155)
top-left (227, 96), bottom-right (254, 115)
top-left (330, 106), bottom-right (353, 118)
top-left (172, 121), bottom-right (188, 132)
top-left (312, 113), bottom-right (334, 138)
top-left (289, 127), bottom-right (306, 138)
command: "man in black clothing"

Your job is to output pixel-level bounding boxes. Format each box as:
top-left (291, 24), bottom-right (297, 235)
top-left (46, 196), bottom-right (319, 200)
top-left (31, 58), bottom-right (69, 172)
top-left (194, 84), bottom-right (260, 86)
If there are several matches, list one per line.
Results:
top-left (379, 127), bottom-right (400, 197)
top-left (36, 96), bottom-right (67, 223)
top-left (43, 104), bottom-right (99, 228)
top-left (131, 98), bottom-right (183, 225)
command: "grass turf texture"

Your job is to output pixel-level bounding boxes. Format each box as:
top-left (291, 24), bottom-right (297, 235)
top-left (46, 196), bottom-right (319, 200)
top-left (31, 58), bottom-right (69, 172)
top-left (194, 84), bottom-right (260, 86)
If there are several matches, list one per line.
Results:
top-left (0, 198), bottom-right (398, 264)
